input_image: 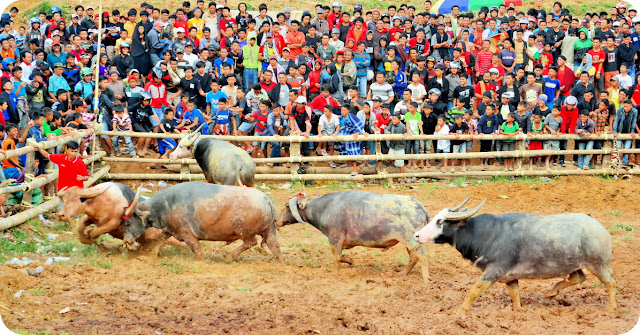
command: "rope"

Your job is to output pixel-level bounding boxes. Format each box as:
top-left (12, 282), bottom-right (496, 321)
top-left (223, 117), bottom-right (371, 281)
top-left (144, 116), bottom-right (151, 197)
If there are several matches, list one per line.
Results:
top-left (24, 174), bottom-right (35, 181)
top-left (43, 195), bottom-right (56, 200)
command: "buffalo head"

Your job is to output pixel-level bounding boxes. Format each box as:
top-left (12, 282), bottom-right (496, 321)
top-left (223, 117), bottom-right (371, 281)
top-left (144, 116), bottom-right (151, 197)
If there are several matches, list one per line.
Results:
top-left (279, 194), bottom-right (309, 226)
top-left (414, 196), bottom-right (486, 244)
top-left (169, 123), bottom-right (204, 160)
top-left (122, 187), bottom-right (152, 250)
top-left (57, 184), bottom-right (111, 222)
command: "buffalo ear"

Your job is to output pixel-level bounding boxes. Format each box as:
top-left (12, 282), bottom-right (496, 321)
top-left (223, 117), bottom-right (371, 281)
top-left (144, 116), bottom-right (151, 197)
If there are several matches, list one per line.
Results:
top-left (298, 198), bottom-right (308, 209)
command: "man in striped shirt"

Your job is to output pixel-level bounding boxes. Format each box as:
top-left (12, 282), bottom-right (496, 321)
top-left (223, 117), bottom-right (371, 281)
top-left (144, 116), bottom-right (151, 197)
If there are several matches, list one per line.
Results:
top-left (367, 72), bottom-right (394, 105)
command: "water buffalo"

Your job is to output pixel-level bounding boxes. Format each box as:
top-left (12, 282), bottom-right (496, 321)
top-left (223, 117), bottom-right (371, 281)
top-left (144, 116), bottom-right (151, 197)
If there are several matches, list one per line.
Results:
top-left (58, 182), bottom-right (163, 244)
top-left (122, 182), bottom-right (282, 262)
top-left (168, 125), bottom-right (255, 186)
top-left (280, 192), bottom-right (431, 282)
top-left (414, 197), bottom-right (617, 313)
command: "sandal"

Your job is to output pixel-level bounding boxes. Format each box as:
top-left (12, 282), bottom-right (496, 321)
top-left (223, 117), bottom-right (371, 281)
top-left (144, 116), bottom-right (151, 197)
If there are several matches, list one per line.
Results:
top-left (350, 171), bottom-right (358, 176)
top-left (149, 165), bottom-right (158, 169)
top-left (321, 150), bottom-right (328, 156)
top-left (329, 162), bottom-right (337, 168)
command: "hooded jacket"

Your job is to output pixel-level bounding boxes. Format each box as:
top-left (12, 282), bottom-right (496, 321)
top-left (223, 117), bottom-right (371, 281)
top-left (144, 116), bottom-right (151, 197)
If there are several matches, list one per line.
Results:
top-left (573, 28), bottom-right (593, 64)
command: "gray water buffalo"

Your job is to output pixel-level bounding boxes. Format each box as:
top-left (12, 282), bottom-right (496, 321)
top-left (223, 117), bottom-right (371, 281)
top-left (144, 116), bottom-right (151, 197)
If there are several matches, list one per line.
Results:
top-left (122, 182), bottom-right (282, 262)
top-left (414, 197), bottom-right (617, 313)
top-left (168, 125), bottom-right (255, 186)
top-left (280, 191), bottom-right (431, 282)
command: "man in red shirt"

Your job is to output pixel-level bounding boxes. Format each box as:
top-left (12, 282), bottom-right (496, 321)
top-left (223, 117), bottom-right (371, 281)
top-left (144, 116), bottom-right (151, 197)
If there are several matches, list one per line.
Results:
top-left (309, 86), bottom-right (341, 112)
top-left (475, 40), bottom-right (494, 81)
top-left (407, 29), bottom-right (430, 57)
top-left (474, 71), bottom-right (496, 108)
top-left (589, 37), bottom-right (606, 95)
top-left (286, 21), bottom-right (306, 60)
top-left (32, 141), bottom-right (88, 190)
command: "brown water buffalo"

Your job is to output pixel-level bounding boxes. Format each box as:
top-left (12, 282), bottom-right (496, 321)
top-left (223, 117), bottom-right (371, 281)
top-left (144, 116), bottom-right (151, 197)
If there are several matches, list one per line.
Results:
top-left (58, 182), bottom-right (166, 245)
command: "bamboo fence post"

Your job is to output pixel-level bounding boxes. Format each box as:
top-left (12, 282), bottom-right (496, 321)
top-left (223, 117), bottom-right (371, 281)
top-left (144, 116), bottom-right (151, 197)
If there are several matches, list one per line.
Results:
top-left (45, 147), bottom-right (56, 198)
top-left (603, 133), bottom-right (613, 167)
top-left (180, 158), bottom-right (190, 179)
top-left (290, 131), bottom-right (301, 175)
top-left (21, 150), bottom-right (36, 208)
top-left (515, 134), bottom-right (526, 169)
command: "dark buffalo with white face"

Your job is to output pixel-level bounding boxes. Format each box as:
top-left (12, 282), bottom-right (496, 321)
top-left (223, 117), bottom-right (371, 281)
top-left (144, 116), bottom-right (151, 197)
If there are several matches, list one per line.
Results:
top-left (168, 126), bottom-right (255, 186)
top-left (414, 197), bottom-right (617, 313)
top-left (122, 182), bottom-right (282, 262)
top-left (280, 191), bottom-right (431, 282)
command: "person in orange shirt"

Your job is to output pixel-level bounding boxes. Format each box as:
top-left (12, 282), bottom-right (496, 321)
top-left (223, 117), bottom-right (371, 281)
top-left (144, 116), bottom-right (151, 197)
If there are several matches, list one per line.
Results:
top-left (286, 20), bottom-right (306, 60)
top-left (2, 124), bottom-right (23, 179)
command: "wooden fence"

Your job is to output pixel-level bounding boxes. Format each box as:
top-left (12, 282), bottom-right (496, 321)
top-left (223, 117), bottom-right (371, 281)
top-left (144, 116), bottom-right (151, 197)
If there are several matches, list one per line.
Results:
top-left (1, 129), bottom-right (638, 230)
top-left (0, 130), bottom-right (110, 231)
top-left (96, 130), bottom-right (640, 181)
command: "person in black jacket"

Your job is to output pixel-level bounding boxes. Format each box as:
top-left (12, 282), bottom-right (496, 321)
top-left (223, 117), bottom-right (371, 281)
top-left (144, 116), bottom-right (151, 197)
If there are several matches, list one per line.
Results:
top-left (113, 42), bottom-right (134, 79)
top-left (427, 64), bottom-right (449, 103)
top-left (0, 78), bottom-right (19, 125)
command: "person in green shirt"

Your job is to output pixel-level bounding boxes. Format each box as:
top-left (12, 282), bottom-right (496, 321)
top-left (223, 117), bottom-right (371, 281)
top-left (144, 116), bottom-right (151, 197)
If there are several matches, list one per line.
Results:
top-left (404, 102), bottom-right (423, 169)
top-left (42, 108), bottom-right (66, 138)
top-left (499, 112), bottom-right (520, 171)
top-left (446, 99), bottom-right (467, 126)
top-left (241, 36), bottom-right (261, 91)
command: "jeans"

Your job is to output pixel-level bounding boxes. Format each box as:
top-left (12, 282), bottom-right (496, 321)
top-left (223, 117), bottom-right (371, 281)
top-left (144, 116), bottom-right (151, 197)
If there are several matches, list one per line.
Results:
top-left (270, 141), bottom-right (282, 165)
top-left (558, 140), bottom-right (568, 163)
top-left (577, 140), bottom-right (594, 168)
top-left (356, 76), bottom-right (368, 98)
top-left (365, 140), bottom-right (376, 166)
top-left (150, 53), bottom-right (161, 68)
top-left (112, 134), bottom-right (137, 156)
top-left (618, 140), bottom-right (633, 165)
top-left (243, 68), bottom-right (258, 90)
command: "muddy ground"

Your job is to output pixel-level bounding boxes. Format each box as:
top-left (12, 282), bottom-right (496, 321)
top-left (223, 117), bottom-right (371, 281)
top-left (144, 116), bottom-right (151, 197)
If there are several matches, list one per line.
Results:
top-left (0, 176), bottom-right (639, 334)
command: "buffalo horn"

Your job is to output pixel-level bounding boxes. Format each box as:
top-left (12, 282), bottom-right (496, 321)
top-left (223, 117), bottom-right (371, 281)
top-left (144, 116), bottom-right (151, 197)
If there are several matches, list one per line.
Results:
top-left (57, 186), bottom-right (69, 197)
top-left (76, 185), bottom-right (111, 198)
top-left (444, 198), bottom-right (487, 222)
top-left (125, 187), bottom-right (143, 217)
top-left (288, 197), bottom-right (307, 224)
top-left (450, 196), bottom-right (472, 212)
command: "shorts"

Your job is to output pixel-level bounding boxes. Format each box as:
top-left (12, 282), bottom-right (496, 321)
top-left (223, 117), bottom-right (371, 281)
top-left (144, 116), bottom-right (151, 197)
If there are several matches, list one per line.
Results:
top-left (100, 122), bottom-right (111, 139)
top-left (544, 140), bottom-right (560, 151)
top-left (421, 139), bottom-right (433, 153)
top-left (213, 123), bottom-right (230, 135)
top-left (252, 132), bottom-right (268, 149)
top-left (388, 147), bottom-right (405, 167)
top-left (501, 141), bottom-right (516, 152)
top-left (593, 140), bottom-right (604, 150)
top-left (465, 140), bottom-right (473, 151)
top-left (150, 107), bottom-right (165, 127)
top-left (452, 144), bottom-right (466, 154)
top-left (157, 138), bottom-right (177, 154)
top-left (132, 122), bottom-right (152, 133)
top-left (238, 121), bottom-right (256, 133)
top-left (321, 130), bottom-right (335, 146)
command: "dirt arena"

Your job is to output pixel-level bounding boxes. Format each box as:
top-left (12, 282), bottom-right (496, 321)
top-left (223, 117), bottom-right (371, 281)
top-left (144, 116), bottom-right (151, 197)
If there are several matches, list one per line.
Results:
top-left (0, 176), bottom-right (639, 334)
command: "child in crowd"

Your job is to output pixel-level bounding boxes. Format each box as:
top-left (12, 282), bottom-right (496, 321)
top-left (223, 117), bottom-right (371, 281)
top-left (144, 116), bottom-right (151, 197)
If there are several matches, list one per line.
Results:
top-left (529, 113), bottom-right (544, 169)
top-left (434, 116), bottom-right (450, 173)
top-left (385, 112), bottom-right (408, 180)
top-left (212, 97), bottom-right (236, 135)
top-left (317, 105), bottom-right (340, 167)
top-left (111, 106), bottom-right (138, 158)
top-left (500, 112), bottom-right (520, 171)
top-left (449, 114), bottom-right (469, 172)
top-left (544, 106), bottom-right (563, 171)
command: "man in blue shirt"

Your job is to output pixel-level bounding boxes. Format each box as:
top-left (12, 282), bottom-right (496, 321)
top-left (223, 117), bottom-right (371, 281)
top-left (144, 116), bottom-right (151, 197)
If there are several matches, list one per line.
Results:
top-left (48, 63), bottom-right (70, 104)
top-left (543, 66), bottom-right (561, 110)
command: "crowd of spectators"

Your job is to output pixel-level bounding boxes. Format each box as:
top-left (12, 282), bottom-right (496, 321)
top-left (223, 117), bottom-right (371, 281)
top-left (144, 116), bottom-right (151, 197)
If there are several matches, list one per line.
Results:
top-left (0, 0), bottom-right (639, 180)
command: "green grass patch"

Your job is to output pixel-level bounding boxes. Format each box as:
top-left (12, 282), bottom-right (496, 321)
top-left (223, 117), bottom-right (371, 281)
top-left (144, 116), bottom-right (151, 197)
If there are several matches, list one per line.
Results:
top-left (158, 258), bottom-right (202, 274)
top-left (610, 223), bottom-right (634, 232)
top-left (0, 227), bottom-right (39, 262)
top-left (605, 210), bottom-right (621, 216)
top-left (27, 287), bottom-right (45, 295)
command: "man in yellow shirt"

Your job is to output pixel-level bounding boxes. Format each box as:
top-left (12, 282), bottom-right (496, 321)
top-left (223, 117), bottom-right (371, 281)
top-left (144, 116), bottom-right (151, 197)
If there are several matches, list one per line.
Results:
top-left (123, 9), bottom-right (138, 37)
top-left (188, 8), bottom-right (205, 40)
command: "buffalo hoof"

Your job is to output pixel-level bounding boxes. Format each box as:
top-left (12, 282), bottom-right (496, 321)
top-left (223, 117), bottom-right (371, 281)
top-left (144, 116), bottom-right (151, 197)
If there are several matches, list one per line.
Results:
top-left (340, 255), bottom-right (354, 265)
top-left (454, 307), bottom-right (469, 315)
